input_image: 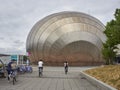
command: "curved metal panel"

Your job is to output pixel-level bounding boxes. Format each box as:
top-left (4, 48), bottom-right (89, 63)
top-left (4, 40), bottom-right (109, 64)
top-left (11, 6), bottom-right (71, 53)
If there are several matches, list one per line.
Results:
top-left (51, 41), bottom-right (100, 61)
top-left (26, 11), bottom-right (106, 66)
top-left (48, 32), bottom-right (102, 60)
top-left (42, 26), bottom-right (103, 60)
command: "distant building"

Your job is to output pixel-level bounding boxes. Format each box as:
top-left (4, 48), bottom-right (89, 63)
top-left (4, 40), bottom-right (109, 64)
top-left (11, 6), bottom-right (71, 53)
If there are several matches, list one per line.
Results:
top-left (0, 54), bottom-right (11, 65)
top-left (0, 54), bottom-right (26, 65)
top-left (11, 55), bottom-right (26, 65)
top-left (18, 55), bottom-right (27, 65)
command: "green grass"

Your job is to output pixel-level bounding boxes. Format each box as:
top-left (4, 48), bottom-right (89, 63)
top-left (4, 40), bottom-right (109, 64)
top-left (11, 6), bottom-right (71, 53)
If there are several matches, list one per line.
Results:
top-left (0, 64), bottom-right (3, 68)
top-left (84, 65), bottom-right (120, 90)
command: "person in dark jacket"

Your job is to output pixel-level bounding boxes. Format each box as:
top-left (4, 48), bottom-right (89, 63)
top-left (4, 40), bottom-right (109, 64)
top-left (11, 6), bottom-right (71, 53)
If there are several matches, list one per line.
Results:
top-left (64, 61), bottom-right (68, 74)
top-left (7, 60), bottom-right (14, 81)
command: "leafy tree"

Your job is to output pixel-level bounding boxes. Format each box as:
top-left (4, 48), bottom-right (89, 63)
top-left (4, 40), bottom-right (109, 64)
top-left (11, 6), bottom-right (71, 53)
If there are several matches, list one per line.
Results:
top-left (102, 8), bottom-right (120, 64)
top-left (23, 55), bottom-right (28, 62)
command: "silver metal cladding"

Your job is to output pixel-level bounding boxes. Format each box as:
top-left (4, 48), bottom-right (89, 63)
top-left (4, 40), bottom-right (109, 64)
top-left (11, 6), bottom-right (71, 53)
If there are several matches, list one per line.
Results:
top-left (26, 11), bottom-right (106, 66)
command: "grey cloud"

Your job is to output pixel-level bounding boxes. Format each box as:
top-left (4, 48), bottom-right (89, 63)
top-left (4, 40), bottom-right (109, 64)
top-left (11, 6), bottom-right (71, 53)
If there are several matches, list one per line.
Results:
top-left (0, 37), bottom-right (4, 40)
top-left (13, 40), bottom-right (24, 47)
top-left (14, 40), bottom-right (23, 44)
top-left (0, 39), bottom-right (25, 55)
top-left (0, 0), bottom-right (120, 55)
top-left (0, 47), bottom-right (25, 55)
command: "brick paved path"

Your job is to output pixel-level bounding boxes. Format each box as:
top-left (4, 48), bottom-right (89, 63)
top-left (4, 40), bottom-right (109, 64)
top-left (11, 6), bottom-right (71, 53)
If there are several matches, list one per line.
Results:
top-left (0, 66), bottom-right (98, 90)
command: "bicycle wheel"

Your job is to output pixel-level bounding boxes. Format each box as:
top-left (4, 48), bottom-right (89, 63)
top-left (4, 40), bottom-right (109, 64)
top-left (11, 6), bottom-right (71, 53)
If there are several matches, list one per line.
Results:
top-left (65, 67), bottom-right (68, 74)
top-left (39, 71), bottom-right (40, 77)
top-left (39, 69), bottom-right (41, 77)
top-left (39, 68), bottom-right (42, 77)
top-left (13, 77), bottom-right (15, 85)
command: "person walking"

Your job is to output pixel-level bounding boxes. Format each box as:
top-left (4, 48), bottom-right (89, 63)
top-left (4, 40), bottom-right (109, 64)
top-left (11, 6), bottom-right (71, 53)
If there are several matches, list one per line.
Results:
top-left (64, 61), bottom-right (68, 74)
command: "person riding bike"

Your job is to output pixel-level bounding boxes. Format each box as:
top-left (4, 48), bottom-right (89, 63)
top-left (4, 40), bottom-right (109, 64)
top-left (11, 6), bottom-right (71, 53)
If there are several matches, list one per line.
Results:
top-left (64, 61), bottom-right (68, 74)
top-left (38, 60), bottom-right (43, 77)
top-left (7, 60), bottom-right (17, 82)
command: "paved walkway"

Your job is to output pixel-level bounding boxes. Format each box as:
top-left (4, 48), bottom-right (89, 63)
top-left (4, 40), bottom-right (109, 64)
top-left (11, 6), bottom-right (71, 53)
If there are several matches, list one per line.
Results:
top-left (0, 66), bottom-right (98, 90)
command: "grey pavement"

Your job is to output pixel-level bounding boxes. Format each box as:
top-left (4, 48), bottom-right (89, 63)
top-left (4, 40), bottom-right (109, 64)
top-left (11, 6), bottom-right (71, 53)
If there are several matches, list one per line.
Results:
top-left (0, 66), bottom-right (99, 90)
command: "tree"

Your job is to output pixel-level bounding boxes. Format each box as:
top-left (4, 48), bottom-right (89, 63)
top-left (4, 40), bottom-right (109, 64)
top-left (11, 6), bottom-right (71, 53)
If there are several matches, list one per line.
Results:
top-left (23, 55), bottom-right (28, 62)
top-left (102, 8), bottom-right (120, 64)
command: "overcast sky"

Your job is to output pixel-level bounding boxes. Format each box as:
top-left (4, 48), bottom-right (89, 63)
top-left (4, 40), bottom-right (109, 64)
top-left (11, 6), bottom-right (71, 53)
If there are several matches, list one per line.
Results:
top-left (0, 0), bottom-right (120, 55)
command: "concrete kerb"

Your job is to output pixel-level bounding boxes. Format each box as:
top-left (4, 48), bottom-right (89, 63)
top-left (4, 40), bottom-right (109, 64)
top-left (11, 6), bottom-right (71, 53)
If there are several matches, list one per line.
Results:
top-left (80, 71), bottom-right (117, 90)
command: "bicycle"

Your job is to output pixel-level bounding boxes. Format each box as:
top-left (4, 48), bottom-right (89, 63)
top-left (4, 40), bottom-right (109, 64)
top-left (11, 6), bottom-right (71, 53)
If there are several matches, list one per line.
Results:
top-left (8, 70), bottom-right (17, 85)
top-left (65, 67), bottom-right (68, 74)
top-left (64, 61), bottom-right (68, 74)
top-left (39, 67), bottom-right (43, 77)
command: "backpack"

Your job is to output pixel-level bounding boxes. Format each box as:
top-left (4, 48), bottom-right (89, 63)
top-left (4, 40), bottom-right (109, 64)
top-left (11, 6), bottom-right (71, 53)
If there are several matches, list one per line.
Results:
top-left (64, 63), bottom-right (68, 68)
top-left (11, 63), bottom-right (16, 69)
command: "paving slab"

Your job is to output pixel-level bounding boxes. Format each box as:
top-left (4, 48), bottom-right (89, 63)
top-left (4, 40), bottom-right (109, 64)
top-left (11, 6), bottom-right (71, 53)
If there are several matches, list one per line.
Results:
top-left (0, 66), bottom-right (99, 90)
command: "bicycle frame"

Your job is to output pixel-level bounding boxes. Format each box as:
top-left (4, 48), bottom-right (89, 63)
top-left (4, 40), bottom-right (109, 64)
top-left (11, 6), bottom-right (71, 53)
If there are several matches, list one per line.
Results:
top-left (65, 67), bottom-right (68, 74)
top-left (9, 70), bottom-right (17, 85)
top-left (39, 67), bottom-right (43, 77)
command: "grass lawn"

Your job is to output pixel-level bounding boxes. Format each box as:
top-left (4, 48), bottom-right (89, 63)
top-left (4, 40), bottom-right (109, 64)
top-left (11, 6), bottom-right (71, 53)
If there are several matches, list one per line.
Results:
top-left (84, 65), bottom-right (120, 90)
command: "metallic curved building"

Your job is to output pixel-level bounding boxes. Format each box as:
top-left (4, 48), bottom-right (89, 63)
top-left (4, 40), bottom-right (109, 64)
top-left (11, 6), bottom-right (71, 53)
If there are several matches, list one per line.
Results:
top-left (26, 11), bottom-right (106, 66)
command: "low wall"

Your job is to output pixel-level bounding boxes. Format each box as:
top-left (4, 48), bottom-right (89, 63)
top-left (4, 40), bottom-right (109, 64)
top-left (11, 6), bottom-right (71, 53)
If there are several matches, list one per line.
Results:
top-left (80, 71), bottom-right (117, 90)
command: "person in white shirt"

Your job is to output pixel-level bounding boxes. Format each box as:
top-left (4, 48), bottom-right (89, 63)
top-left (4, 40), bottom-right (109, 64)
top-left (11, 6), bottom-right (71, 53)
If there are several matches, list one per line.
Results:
top-left (38, 60), bottom-right (43, 75)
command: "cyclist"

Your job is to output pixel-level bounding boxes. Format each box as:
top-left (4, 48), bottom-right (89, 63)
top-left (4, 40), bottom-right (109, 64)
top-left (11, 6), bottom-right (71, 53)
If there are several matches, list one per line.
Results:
top-left (7, 60), bottom-right (17, 82)
top-left (64, 61), bottom-right (68, 74)
top-left (38, 60), bottom-right (43, 76)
